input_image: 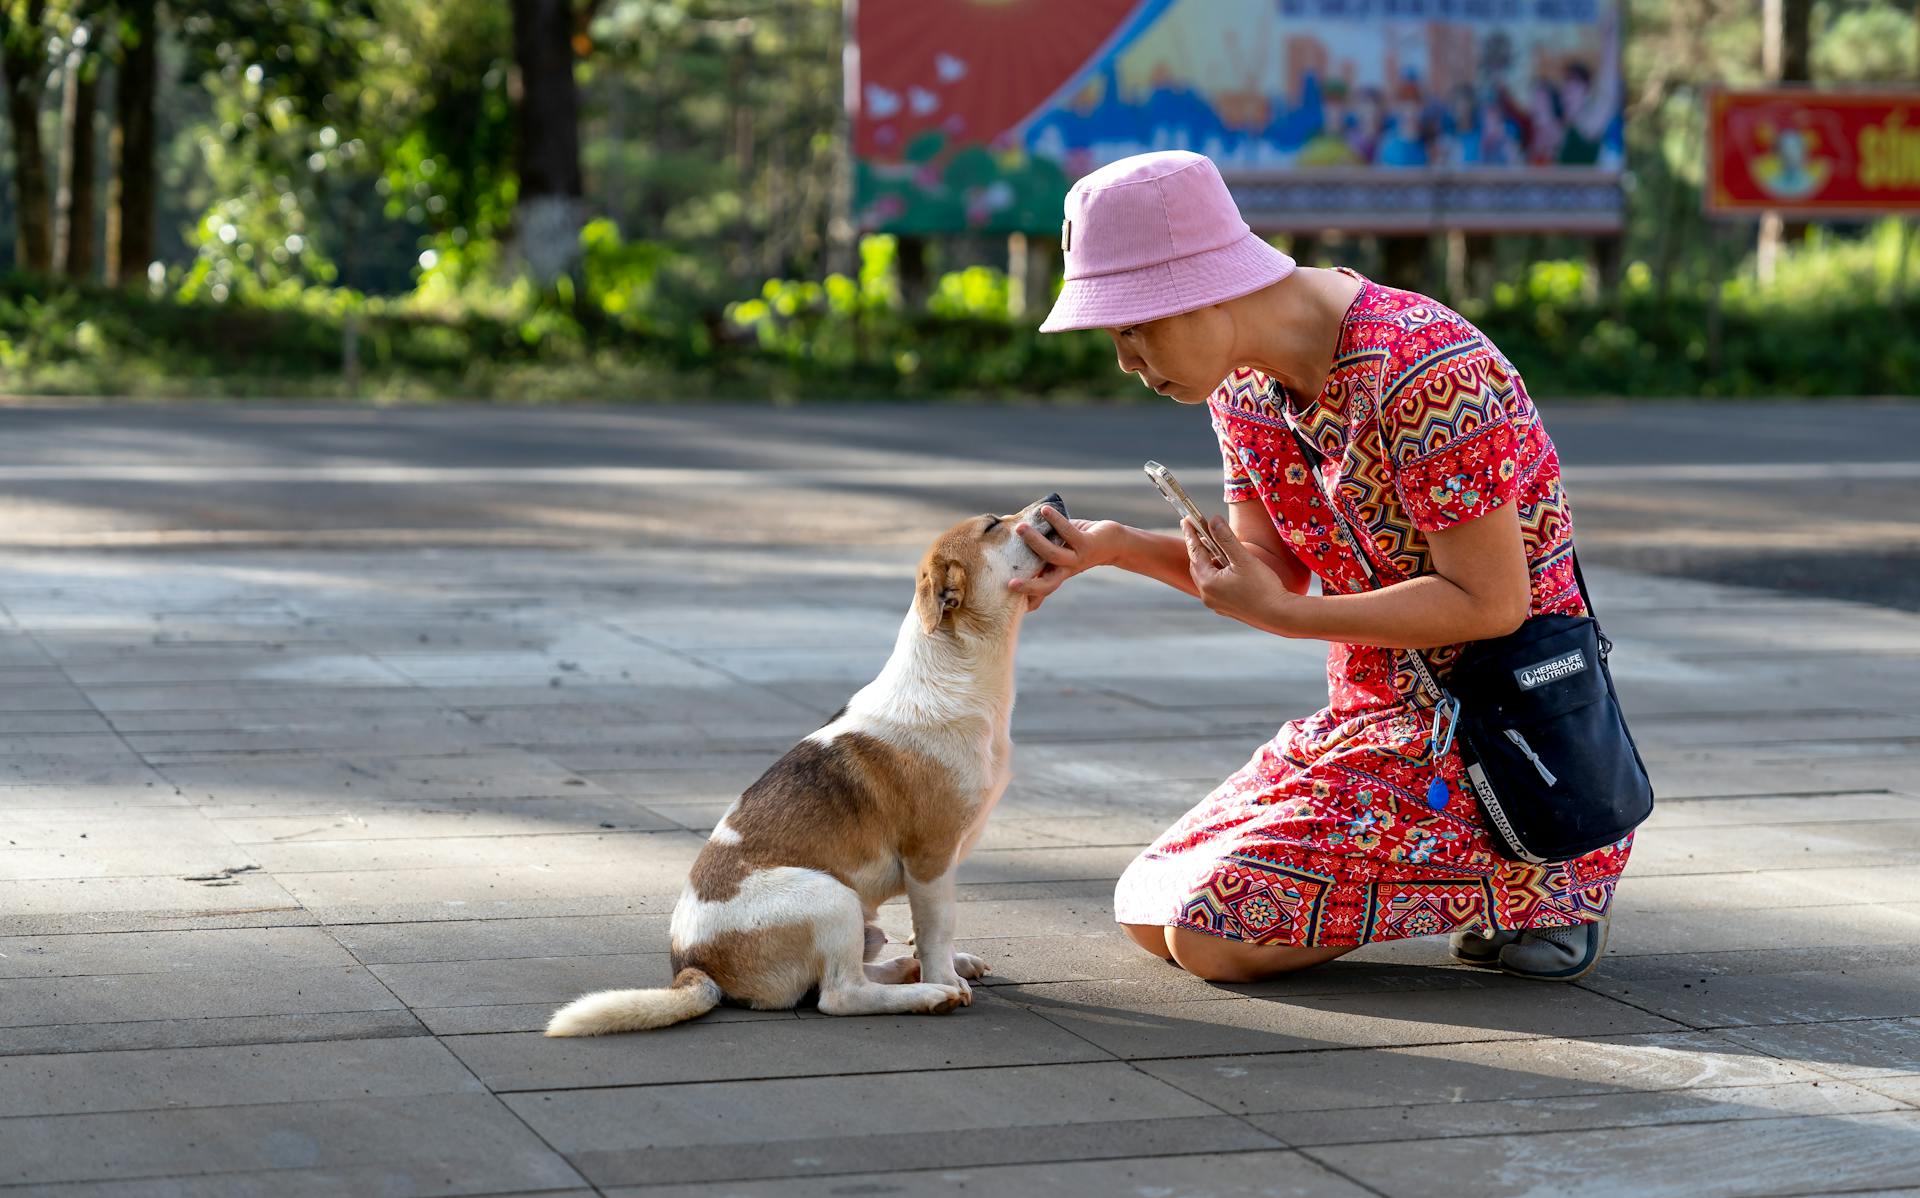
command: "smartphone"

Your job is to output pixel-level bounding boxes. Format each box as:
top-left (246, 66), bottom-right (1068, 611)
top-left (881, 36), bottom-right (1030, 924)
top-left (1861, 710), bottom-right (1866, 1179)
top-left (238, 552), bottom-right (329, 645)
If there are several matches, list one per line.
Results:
top-left (1144, 461), bottom-right (1227, 566)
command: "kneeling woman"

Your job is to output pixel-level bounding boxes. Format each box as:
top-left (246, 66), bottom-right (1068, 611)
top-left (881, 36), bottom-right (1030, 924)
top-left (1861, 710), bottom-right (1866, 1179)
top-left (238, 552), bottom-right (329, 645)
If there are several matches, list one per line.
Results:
top-left (1013, 151), bottom-right (1629, 983)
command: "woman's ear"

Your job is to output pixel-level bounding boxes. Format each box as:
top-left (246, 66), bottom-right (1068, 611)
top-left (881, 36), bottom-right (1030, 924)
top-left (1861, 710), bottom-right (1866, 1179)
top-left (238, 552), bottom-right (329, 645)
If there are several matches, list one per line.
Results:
top-left (914, 559), bottom-right (968, 634)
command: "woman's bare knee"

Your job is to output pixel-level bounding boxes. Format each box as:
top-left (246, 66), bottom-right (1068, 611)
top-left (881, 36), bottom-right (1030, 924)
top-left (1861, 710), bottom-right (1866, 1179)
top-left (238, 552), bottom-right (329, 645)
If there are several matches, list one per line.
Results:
top-left (1120, 922), bottom-right (1173, 960)
top-left (1165, 928), bottom-right (1351, 982)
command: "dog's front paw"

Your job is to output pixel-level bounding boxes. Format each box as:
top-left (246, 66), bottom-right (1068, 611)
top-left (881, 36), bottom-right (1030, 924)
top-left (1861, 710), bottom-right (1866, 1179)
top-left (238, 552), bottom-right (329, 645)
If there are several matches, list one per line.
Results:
top-left (926, 984), bottom-right (969, 1014)
top-left (922, 970), bottom-right (972, 1005)
top-left (953, 952), bottom-right (991, 980)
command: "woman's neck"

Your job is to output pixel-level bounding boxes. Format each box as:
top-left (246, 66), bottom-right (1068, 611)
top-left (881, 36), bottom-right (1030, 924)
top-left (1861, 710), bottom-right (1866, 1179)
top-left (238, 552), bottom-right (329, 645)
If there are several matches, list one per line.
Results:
top-left (1230, 267), bottom-right (1363, 401)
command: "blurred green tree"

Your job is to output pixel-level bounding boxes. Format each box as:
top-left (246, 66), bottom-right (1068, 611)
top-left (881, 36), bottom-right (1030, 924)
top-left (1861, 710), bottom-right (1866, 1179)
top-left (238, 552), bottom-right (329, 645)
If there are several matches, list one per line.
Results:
top-left (1, 0), bottom-right (55, 272)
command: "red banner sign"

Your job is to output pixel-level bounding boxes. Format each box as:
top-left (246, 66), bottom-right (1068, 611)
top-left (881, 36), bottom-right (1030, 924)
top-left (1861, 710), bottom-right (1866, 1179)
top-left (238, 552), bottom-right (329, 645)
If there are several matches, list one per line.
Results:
top-left (1709, 90), bottom-right (1920, 216)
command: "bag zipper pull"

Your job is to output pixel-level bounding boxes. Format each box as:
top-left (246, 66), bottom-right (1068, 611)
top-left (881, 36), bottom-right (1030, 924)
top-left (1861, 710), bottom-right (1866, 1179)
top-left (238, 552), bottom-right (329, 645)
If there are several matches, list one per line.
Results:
top-left (1504, 728), bottom-right (1559, 786)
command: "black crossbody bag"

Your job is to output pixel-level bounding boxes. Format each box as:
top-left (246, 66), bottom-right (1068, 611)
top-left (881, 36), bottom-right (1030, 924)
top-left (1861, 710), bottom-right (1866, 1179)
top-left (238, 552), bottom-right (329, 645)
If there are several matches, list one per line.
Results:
top-left (1286, 422), bottom-right (1654, 864)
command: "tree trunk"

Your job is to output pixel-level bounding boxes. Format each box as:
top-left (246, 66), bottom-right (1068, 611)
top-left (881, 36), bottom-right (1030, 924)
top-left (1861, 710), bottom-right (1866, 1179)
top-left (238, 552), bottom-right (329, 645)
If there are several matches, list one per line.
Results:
top-left (895, 235), bottom-right (929, 308)
top-left (1781, 0), bottom-right (1812, 83)
top-left (508, 0), bottom-right (584, 283)
top-left (1758, 0), bottom-right (1814, 279)
top-left (1, 0), bottom-right (54, 274)
top-left (57, 37), bottom-right (99, 281)
top-left (823, 0), bottom-right (856, 279)
top-left (106, 0), bottom-right (157, 288)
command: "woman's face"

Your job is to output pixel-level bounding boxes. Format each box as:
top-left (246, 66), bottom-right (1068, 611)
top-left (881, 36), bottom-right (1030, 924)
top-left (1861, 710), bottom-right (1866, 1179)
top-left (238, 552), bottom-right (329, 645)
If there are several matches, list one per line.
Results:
top-left (1106, 307), bottom-right (1233, 405)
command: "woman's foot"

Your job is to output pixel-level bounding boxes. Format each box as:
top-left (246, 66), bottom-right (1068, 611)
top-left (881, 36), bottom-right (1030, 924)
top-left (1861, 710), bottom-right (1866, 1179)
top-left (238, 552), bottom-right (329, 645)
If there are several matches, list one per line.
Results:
top-left (1453, 920), bottom-right (1609, 981)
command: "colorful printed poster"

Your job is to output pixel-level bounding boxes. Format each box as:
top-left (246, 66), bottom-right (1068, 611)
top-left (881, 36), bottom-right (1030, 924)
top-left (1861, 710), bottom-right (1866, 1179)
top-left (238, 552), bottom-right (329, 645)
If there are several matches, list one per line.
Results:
top-left (850, 0), bottom-right (1624, 234)
top-left (1709, 90), bottom-right (1920, 216)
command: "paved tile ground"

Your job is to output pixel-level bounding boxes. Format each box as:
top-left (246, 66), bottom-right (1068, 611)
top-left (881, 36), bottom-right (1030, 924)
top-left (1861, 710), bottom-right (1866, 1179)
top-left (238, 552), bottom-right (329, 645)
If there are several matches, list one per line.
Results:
top-left (2, 405), bottom-right (1919, 1197)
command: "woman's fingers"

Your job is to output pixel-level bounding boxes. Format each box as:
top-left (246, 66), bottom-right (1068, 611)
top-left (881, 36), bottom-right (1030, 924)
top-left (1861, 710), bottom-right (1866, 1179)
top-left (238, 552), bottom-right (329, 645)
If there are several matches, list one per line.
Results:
top-left (1035, 506), bottom-right (1085, 551)
top-left (1182, 519), bottom-right (1219, 581)
top-left (1206, 515), bottom-right (1250, 567)
top-left (1016, 519), bottom-right (1079, 567)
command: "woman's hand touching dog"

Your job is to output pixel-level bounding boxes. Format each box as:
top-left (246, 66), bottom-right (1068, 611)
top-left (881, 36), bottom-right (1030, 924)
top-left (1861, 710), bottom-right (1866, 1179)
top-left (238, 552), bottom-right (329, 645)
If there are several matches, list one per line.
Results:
top-left (1008, 507), bottom-right (1124, 611)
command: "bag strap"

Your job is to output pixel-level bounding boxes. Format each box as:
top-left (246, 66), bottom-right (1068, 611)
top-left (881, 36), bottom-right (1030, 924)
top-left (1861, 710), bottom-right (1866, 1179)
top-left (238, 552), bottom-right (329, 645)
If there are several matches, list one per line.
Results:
top-left (1285, 412), bottom-right (1608, 687)
top-left (1284, 418), bottom-right (1451, 706)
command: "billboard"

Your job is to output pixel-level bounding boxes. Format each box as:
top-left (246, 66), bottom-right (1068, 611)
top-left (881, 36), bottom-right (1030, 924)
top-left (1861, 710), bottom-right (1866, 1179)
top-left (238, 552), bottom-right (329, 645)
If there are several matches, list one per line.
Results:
top-left (849, 0), bottom-right (1625, 235)
top-left (1708, 90), bottom-right (1920, 217)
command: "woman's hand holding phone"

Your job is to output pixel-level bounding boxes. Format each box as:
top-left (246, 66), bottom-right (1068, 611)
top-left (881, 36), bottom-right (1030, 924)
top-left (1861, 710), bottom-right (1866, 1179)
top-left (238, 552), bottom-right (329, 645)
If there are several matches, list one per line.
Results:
top-left (1182, 513), bottom-right (1297, 633)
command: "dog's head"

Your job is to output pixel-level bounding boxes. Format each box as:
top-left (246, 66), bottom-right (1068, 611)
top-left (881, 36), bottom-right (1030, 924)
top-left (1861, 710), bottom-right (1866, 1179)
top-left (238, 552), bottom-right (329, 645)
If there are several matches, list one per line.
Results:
top-left (914, 493), bottom-right (1069, 637)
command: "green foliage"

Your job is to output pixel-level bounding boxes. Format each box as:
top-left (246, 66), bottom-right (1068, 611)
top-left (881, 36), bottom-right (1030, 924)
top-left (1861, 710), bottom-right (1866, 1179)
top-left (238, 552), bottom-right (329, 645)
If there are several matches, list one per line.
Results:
top-left (6, 0), bottom-right (1920, 402)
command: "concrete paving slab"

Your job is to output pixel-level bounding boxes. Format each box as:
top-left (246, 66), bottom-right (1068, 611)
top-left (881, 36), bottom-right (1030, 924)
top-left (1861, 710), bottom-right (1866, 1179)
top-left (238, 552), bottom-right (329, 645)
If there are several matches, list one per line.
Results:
top-left (247, 827), bottom-right (697, 874)
top-left (160, 751), bottom-right (603, 805)
top-left (1612, 868), bottom-right (1897, 915)
top-left (1581, 964), bottom-right (1920, 1028)
top-left (1308, 1110), bottom-right (1920, 1198)
top-left (1616, 819), bottom-right (1920, 874)
top-left (59, 649), bottom-right (407, 687)
top-left (1592, 902), bottom-right (1920, 957)
top-left (1265, 1079), bottom-right (1906, 1148)
top-left (1645, 792), bottom-right (1920, 827)
top-left (1718, 1018), bottom-right (1920, 1080)
top-left (0, 870), bottom-right (302, 929)
top-left (1135, 1030), bottom-right (1820, 1116)
top-left (205, 797), bottom-right (675, 843)
top-left (955, 843), bottom-right (1141, 887)
top-left (0, 1092), bottom-right (585, 1192)
top-left (0, 810), bottom-right (250, 881)
top-left (333, 912), bottom-right (671, 965)
top-left (610, 1148), bottom-right (1371, 1198)
top-left (0, 1008), bottom-right (425, 1057)
top-left (370, 951), bottom-right (674, 1009)
top-left (303, 892), bottom-right (675, 927)
top-left (1023, 986), bottom-right (1680, 1060)
top-left (84, 681), bottom-right (444, 714)
top-left (0, 1036), bottom-right (478, 1117)
top-left (507, 1063), bottom-right (1235, 1188)
top-left (1857, 1075), bottom-right (1920, 1106)
top-left (0, 925), bottom-right (358, 979)
top-left (0, 780), bottom-right (187, 812)
top-left (277, 862), bottom-right (685, 909)
top-left (0, 962), bottom-right (403, 1028)
top-left (453, 996), bottom-right (1107, 1091)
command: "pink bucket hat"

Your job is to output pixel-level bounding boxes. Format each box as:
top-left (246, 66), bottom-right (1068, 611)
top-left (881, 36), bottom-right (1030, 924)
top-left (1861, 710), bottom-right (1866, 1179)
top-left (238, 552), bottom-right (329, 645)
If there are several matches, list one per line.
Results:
top-left (1039, 151), bottom-right (1296, 333)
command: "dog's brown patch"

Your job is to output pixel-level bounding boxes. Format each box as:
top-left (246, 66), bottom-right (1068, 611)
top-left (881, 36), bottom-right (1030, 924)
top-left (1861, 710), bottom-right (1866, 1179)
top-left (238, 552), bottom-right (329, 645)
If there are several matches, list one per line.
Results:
top-left (687, 841), bottom-right (751, 902)
top-left (675, 923), bottom-right (818, 1008)
top-left (682, 722), bottom-right (978, 908)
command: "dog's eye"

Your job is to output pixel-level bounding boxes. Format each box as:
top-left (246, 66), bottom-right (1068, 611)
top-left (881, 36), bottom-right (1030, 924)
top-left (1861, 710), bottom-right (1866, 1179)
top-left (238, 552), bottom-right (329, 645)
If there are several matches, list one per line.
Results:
top-left (983, 516), bottom-right (1002, 532)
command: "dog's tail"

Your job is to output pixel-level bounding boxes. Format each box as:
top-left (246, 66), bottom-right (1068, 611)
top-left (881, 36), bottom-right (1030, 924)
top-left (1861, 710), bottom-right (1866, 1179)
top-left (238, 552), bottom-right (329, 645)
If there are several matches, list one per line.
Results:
top-left (544, 968), bottom-right (722, 1036)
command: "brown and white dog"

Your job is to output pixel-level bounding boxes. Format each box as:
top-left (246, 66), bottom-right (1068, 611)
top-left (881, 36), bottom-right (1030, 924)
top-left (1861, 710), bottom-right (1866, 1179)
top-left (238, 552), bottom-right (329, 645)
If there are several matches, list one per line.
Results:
top-left (545, 494), bottom-right (1069, 1035)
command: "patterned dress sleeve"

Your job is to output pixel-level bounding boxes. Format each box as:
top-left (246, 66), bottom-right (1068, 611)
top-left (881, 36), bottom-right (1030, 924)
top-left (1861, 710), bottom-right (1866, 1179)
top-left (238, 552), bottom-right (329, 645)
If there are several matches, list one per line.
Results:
top-left (1376, 337), bottom-right (1522, 532)
top-left (1207, 390), bottom-right (1257, 505)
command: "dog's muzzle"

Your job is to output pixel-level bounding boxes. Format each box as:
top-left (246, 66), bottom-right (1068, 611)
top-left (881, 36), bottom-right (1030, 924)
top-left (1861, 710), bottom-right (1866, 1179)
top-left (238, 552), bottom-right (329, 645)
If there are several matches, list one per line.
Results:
top-left (1033, 493), bottom-right (1070, 545)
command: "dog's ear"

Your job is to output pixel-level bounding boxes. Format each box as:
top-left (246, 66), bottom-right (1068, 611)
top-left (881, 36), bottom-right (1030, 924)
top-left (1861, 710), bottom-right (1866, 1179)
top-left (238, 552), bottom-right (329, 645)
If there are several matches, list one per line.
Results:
top-left (914, 559), bottom-right (968, 634)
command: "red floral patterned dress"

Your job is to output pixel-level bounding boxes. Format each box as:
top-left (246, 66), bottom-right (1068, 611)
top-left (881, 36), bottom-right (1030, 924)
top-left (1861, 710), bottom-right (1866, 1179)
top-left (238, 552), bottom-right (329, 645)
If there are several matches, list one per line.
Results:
top-left (1113, 272), bottom-right (1632, 947)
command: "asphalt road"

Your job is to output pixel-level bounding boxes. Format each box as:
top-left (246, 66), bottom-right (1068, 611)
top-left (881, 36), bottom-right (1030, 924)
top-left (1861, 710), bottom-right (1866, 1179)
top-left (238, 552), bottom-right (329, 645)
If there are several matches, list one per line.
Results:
top-left (0, 399), bottom-right (1915, 609)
